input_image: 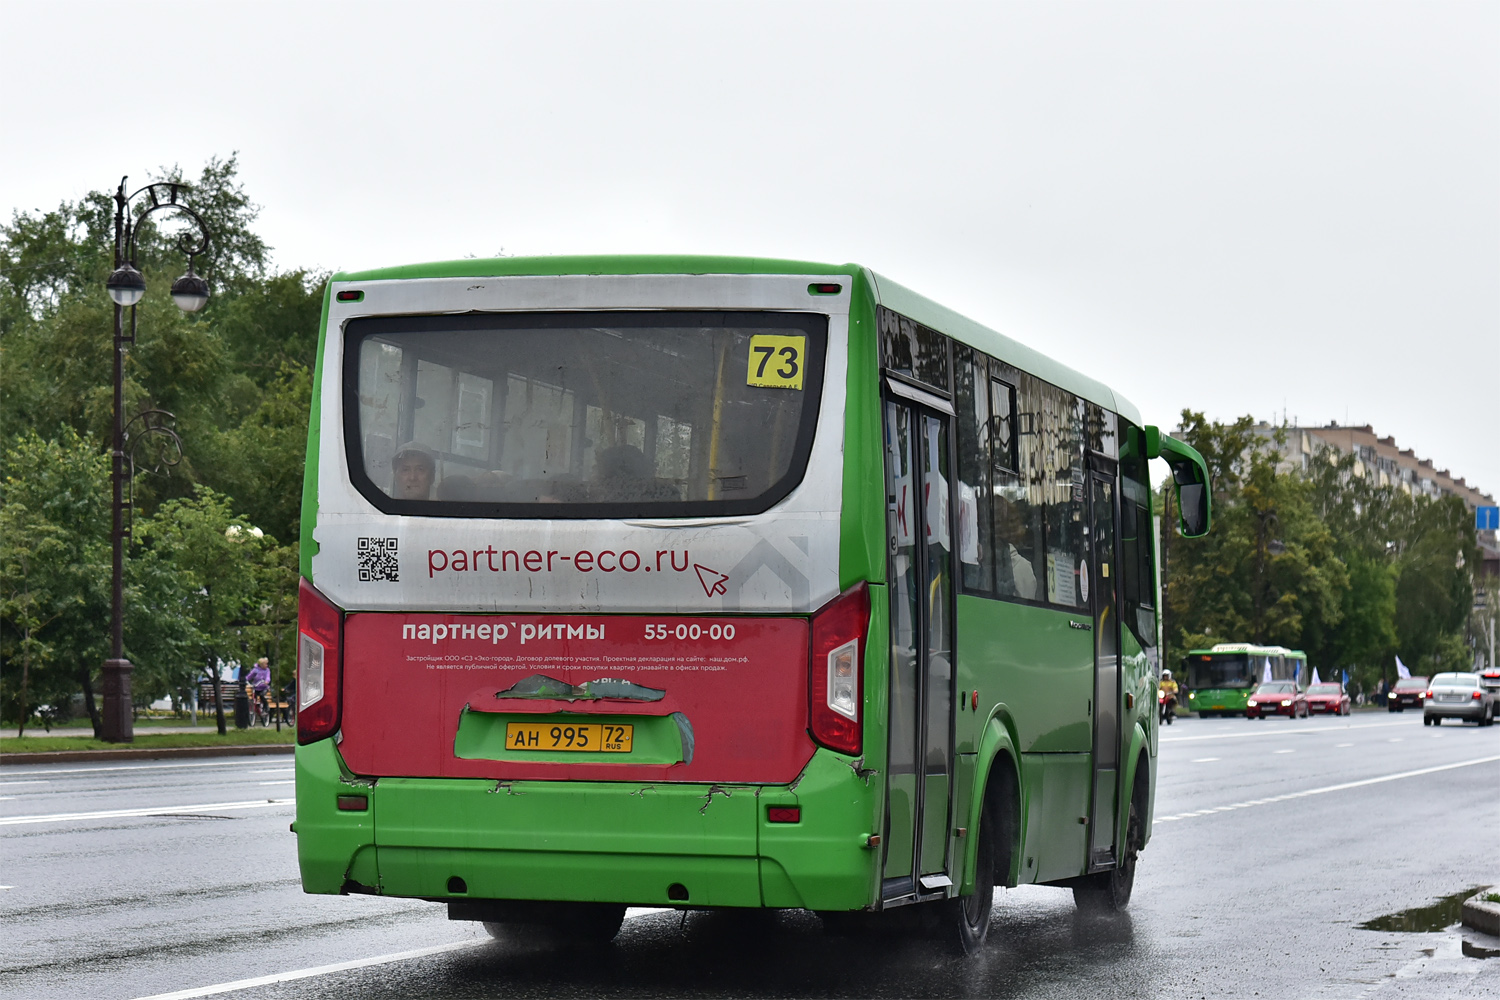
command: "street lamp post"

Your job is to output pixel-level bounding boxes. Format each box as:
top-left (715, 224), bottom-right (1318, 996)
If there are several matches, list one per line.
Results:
top-left (101, 177), bottom-right (210, 743)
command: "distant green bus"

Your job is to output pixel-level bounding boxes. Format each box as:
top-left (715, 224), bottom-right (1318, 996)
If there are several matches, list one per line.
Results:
top-left (1183, 644), bottom-right (1307, 717)
top-left (293, 256), bottom-right (1212, 955)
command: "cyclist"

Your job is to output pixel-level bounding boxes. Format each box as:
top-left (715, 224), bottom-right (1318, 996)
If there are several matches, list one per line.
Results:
top-left (246, 657), bottom-right (272, 726)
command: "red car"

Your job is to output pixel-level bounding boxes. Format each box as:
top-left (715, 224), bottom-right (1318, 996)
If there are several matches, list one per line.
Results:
top-left (1305, 682), bottom-right (1350, 715)
top-left (1387, 677), bottom-right (1429, 712)
top-left (1246, 681), bottom-right (1307, 719)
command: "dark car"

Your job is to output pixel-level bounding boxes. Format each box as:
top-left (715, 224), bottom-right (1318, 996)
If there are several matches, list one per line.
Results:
top-left (1305, 682), bottom-right (1350, 716)
top-left (1246, 681), bottom-right (1307, 719)
top-left (1423, 672), bottom-right (1495, 727)
top-left (1387, 677), bottom-right (1429, 712)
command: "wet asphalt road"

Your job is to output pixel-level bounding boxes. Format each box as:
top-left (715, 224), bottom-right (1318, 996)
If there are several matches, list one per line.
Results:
top-left (3, 712), bottom-right (1498, 1000)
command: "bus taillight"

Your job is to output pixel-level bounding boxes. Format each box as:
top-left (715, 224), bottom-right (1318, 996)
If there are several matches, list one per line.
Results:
top-left (297, 578), bottom-right (343, 745)
top-left (809, 583), bottom-right (870, 756)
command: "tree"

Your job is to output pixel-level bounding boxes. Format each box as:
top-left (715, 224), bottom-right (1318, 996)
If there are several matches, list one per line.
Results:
top-left (0, 431), bottom-right (111, 735)
top-left (135, 487), bottom-right (294, 734)
top-left (1161, 413), bottom-right (1347, 674)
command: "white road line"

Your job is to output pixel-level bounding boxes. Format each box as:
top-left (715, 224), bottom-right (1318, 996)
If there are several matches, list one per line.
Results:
top-left (129, 939), bottom-right (488, 1000)
top-left (1335, 743), bottom-right (1353, 747)
top-left (257, 781), bottom-right (294, 786)
top-left (1273, 749), bottom-right (1296, 754)
top-left (0, 780), bottom-right (49, 787)
top-left (252, 769), bottom-right (293, 775)
top-left (0, 759), bottom-right (286, 776)
top-left (1160, 719), bottom-right (1413, 743)
top-left (0, 798), bottom-right (294, 827)
top-left (1191, 757), bottom-right (1221, 763)
top-left (1154, 754), bottom-right (1500, 824)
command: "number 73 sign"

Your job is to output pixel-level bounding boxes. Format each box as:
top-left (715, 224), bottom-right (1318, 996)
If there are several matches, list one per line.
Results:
top-left (746, 335), bottom-right (806, 390)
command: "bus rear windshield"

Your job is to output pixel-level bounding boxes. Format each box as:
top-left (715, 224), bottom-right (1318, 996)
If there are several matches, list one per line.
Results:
top-left (344, 311), bottom-right (827, 518)
top-left (1186, 655), bottom-right (1254, 689)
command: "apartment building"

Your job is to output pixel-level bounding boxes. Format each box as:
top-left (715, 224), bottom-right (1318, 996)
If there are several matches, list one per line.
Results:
top-left (1256, 421), bottom-right (1497, 577)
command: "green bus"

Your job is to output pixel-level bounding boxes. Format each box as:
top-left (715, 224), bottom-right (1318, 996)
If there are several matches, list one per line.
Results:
top-left (1183, 643), bottom-right (1308, 717)
top-left (293, 256), bottom-right (1211, 954)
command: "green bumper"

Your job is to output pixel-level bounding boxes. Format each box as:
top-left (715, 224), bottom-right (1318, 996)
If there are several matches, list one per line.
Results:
top-left (294, 740), bottom-right (878, 911)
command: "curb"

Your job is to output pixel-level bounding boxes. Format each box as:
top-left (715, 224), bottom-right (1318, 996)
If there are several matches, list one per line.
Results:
top-left (0, 744), bottom-right (294, 765)
top-left (1464, 891), bottom-right (1500, 936)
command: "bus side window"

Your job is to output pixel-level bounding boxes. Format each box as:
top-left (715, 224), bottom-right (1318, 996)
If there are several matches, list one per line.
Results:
top-left (995, 374), bottom-right (1046, 602)
top-left (954, 346), bottom-right (992, 593)
top-left (1120, 422), bottom-right (1156, 647)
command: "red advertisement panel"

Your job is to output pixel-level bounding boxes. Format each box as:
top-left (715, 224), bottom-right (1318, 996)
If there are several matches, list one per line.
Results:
top-left (339, 613), bottom-right (814, 784)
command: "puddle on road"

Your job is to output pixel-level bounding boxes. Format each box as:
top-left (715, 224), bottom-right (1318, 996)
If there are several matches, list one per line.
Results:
top-left (1358, 886), bottom-right (1490, 932)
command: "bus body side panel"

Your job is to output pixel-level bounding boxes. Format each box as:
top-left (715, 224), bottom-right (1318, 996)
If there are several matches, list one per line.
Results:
top-left (954, 596), bottom-right (1093, 754)
top-left (295, 739), bottom-right (374, 894)
top-left (300, 283), bottom-right (334, 581)
top-left (838, 270), bottom-right (885, 592)
top-left (955, 596), bottom-right (1093, 887)
top-left (756, 748), bottom-right (883, 911)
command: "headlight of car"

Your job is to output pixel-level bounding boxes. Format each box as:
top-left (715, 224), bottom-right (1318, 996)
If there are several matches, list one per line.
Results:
top-left (1188, 692), bottom-right (1195, 699)
top-left (1247, 700), bottom-right (1258, 707)
top-left (1280, 699), bottom-right (1292, 706)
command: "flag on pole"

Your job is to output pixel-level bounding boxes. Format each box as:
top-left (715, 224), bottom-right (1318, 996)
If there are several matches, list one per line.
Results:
top-left (1341, 668), bottom-right (1349, 687)
top-left (1311, 667), bottom-right (1321, 686)
top-left (1263, 660), bottom-right (1273, 683)
top-left (1395, 655), bottom-right (1411, 680)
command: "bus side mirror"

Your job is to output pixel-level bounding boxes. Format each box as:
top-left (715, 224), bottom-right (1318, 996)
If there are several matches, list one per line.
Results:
top-left (1142, 425), bottom-right (1162, 460)
top-left (1158, 434), bottom-right (1212, 537)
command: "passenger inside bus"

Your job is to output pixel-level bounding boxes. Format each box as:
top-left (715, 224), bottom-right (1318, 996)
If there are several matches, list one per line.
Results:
top-left (392, 442), bottom-right (437, 500)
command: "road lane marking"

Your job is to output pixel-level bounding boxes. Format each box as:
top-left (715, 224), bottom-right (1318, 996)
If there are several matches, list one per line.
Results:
top-left (129, 939), bottom-right (489, 999)
top-left (0, 780), bottom-right (49, 787)
top-left (252, 769), bottom-right (293, 774)
top-left (130, 909), bottom-right (674, 1000)
top-left (1336, 743), bottom-right (1353, 747)
top-left (1160, 719), bottom-right (1414, 743)
top-left (0, 759), bottom-right (287, 776)
top-left (1191, 757), bottom-right (1220, 763)
top-left (1155, 754), bottom-right (1500, 824)
top-left (0, 798), bottom-right (294, 826)
top-left (257, 781), bottom-right (294, 786)
top-left (1273, 749), bottom-right (1296, 754)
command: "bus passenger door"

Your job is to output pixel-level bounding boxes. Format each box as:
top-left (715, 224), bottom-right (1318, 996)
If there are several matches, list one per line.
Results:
top-left (881, 398), bottom-right (956, 901)
top-left (1087, 468), bottom-right (1122, 870)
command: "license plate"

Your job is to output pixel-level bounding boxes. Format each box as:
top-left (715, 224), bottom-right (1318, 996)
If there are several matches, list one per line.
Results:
top-left (505, 722), bottom-right (633, 753)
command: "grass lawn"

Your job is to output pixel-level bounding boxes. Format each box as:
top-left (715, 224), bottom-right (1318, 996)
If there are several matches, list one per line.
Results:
top-left (0, 728), bottom-right (295, 753)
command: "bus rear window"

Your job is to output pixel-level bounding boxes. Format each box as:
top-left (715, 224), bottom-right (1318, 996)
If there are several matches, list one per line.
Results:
top-left (343, 311), bottom-right (827, 518)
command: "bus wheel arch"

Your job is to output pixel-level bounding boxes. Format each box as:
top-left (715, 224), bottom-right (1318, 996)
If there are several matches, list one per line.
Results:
top-left (948, 743), bottom-right (1020, 955)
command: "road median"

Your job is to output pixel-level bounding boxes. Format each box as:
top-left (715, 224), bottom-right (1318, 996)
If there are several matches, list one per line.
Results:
top-left (1, 729), bottom-right (295, 765)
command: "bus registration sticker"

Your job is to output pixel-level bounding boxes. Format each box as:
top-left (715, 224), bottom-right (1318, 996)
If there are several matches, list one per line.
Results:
top-left (505, 722), bottom-right (633, 753)
top-left (746, 335), bottom-right (806, 390)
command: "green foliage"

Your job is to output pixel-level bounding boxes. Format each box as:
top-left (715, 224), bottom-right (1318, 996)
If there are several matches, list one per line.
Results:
top-left (1164, 412), bottom-right (1484, 699)
top-left (0, 430), bottom-right (110, 733)
top-left (0, 157), bottom-right (314, 732)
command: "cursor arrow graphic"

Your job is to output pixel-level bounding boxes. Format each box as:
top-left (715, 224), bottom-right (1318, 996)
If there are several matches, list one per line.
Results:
top-left (694, 564), bottom-right (729, 598)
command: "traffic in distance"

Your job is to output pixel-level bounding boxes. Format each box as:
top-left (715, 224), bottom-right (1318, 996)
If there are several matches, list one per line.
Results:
top-left (292, 256), bottom-right (1214, 955)
top-left (1174, 642), bottom-right (1497, 726)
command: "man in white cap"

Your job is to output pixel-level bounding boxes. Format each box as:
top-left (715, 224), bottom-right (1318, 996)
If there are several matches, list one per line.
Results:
top-left (392, 441), bottom-right (437, 500)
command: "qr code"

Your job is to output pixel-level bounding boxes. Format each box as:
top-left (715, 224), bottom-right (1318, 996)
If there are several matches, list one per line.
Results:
top-left (357, 537), bottom-right (399, 582)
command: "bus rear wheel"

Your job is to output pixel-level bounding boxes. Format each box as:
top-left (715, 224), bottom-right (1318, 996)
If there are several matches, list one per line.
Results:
top-left (1073, 790), bottom-right (1143, 913)
top-left (947, 815), bottom-right (996, 955)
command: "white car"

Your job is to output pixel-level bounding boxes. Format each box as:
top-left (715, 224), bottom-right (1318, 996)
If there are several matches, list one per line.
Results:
top-left (1423, 673), bottom-right (1495, 727)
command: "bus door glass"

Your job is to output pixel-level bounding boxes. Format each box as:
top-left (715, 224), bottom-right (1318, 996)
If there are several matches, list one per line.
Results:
top-left (1087, 468), bottom-right (1122, 868)
top-left (882, 398), bottom-right (955, 897)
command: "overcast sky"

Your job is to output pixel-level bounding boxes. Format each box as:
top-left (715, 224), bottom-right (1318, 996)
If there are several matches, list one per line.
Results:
top-left (4, 1), bottom-right (1496, 495)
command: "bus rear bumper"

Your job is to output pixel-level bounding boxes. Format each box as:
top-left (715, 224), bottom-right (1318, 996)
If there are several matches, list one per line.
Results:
top-left (295, 740), bottom-right (877, 912)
